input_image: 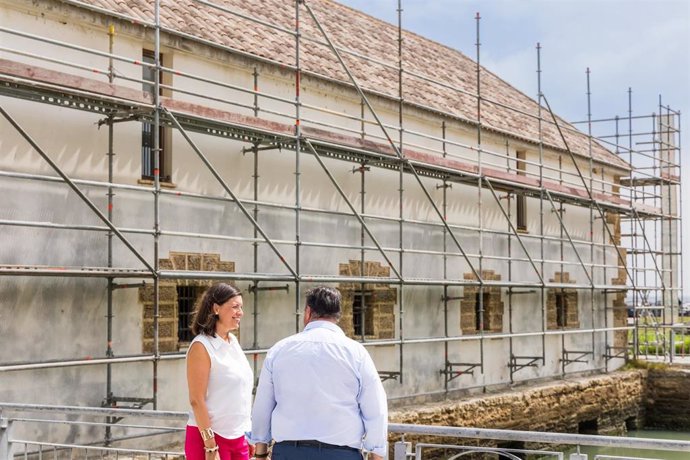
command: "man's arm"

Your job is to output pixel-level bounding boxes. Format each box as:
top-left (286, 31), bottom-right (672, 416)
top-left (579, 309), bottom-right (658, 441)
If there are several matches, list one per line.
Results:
top-left (357, 350), bottom-right (388, 459)
top-left (247, 355), bottom-right (277, 449)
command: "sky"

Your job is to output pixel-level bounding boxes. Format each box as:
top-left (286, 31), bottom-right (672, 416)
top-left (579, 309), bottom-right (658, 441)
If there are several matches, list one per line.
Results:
top-left (337, 0), bottom-right (690, 301)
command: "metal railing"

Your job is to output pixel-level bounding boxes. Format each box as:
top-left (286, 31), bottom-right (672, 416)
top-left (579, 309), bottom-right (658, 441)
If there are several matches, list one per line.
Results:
top-left (3, 404), bottom-right (690, 460)
top-left (388, 423), bottom-right (690, 460)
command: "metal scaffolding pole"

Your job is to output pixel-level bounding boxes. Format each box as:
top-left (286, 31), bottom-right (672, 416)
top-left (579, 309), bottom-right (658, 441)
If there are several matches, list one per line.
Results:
top-left (294, 0), bottom-right (303, 335)
top-left (587, 68), bottom-right (596, 368)
top-left (104, 21), bottom-right (116, 445)
top-left (537, 43), bottom-right (546, 371)
top-left (475, 11), bottom-right (486, 375)
top-left (397, 0), bottom-right (405, 384)
top-left (152, 0), bottom-right (162, 411)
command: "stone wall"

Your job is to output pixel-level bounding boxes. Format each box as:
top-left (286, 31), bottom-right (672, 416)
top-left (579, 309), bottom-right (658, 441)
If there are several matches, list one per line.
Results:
top-left (645, 367), bottom-right (690, 430)
top-left (390, 370), bottom-right (647, 444)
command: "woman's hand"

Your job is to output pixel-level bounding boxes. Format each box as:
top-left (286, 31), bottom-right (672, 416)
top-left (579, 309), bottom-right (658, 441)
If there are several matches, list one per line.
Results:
top-left (248, 443), bottom-right (255, 458)
top-left (205, 449), bottom-right (220, 460)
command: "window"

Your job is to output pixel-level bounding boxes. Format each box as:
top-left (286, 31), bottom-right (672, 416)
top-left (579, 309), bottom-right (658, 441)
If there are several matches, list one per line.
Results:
top-left (352, 291), bottom-right (374, 336)
top-left (475, 291), bottom-right (491, 331)
top-left (141, 50), bottom-right (169, 181)
top-left (516, 150), bottom-right (527, 231)
top-left (556, 292), bottom-right (567, 328)
top-left (177, 285), bottom-right (200, 342)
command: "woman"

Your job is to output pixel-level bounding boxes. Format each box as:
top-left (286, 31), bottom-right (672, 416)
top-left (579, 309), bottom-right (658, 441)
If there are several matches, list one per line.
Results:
top-left (186, 283), bottom-right (254, 460)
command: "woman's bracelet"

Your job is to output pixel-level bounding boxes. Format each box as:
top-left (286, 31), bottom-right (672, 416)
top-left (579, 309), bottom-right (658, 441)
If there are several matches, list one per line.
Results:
top-left (199, 427), bottom-right (215, 442)
top-left (204, 444), bottom-right (219, 454)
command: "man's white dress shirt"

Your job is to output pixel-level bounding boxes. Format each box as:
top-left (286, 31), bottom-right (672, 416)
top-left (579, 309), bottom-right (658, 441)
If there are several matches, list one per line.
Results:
top-left (249, 321), bottom-right (388, 457)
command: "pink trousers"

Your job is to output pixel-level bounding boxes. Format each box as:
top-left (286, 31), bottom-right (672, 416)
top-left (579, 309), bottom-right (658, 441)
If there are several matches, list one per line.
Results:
top-left (185, 425), bottom-right (250, 460)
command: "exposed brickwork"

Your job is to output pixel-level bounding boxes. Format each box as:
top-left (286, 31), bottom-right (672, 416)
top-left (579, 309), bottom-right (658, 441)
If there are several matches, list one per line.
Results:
top-left (546, 272), bottom-right (580, 330)
top-left (461, 270), bottom-right (504, 334)
top-left (140, 252), bottom-right (236, 352)
top-left (338, 260), bottom-right (396, 339)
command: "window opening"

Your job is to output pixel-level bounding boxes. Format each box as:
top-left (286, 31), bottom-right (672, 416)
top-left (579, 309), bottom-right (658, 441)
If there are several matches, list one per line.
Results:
top-left (475, 291), bottom-right (491, 331)
top-left (352, 291), bottom-right (373, 336)
top-left (141, 49), bottom-right (167, 180)
top-left (177, 285), bottom-right (199, 342)
top-left (556, 292), bottom-right (567, 328)
top-left (516, 150), bottom-right (527, 231)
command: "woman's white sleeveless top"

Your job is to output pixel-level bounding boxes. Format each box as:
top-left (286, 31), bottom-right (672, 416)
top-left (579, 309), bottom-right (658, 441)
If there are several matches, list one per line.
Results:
top-left (187, 333), bottom-right (253, 439)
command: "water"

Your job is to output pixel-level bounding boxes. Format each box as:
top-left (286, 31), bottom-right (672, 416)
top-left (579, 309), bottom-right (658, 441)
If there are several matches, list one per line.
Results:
top-left (565, 430), bottom-right (690, 460)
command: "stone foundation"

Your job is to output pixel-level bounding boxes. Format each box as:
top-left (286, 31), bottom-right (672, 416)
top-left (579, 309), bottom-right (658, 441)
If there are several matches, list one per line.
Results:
top-left (390, 370), bottom-right (648, 448)
top-left (645, 366), bottom-right (690, 430)
top-left (387, 366), bottom-right (690, 455)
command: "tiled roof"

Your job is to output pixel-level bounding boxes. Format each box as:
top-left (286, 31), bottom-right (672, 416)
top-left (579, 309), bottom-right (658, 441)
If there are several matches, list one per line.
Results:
top-left (67, 0), bottom-right (629, 170)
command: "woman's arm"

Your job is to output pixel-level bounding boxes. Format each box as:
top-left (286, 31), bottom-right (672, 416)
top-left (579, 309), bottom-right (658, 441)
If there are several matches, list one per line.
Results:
top-left (187, 342), bottom-right (217, 456)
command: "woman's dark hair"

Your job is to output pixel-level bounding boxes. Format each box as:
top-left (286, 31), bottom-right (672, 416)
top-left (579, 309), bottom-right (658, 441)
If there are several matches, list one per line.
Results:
top-left (192, 283), bottom-right (242, 336)
top-left (306, 286), bottom-right (342, 321)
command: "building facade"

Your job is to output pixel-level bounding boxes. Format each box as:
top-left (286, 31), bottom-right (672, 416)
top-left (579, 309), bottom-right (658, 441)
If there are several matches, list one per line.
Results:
top-left (1, 0), bottom-right (680, 427)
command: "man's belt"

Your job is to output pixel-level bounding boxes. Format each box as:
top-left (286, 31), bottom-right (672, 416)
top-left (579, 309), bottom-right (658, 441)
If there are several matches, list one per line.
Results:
top-left (279, 440), bottom-right (358, 452)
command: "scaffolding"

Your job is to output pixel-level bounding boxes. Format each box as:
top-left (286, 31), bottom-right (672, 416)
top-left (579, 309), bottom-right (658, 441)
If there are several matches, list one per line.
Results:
top-left (0, 0), bottom-right (684, 413)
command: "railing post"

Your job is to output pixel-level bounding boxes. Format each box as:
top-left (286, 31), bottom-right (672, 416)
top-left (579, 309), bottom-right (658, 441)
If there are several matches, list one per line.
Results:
top-left (0, 412), bottom-right (15, 460)
top-left (393, 441), bottom-right (410, 460)
top-left (670, 329), bottom-right (676, 363)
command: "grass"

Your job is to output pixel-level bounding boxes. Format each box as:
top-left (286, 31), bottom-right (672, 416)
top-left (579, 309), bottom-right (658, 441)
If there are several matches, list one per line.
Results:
top-left (630, 325), bottom-right (690, 356)
top-left (628, 317), bottom-right (690, 356)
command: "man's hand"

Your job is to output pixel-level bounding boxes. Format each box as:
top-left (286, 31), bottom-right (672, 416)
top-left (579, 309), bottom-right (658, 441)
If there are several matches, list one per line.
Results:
top-left (367, 454), bottom-right (383, 460)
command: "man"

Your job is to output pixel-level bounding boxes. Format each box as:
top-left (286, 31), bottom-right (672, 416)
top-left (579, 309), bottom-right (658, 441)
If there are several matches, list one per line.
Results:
top-left (249, 286), bottom-right (388, 460)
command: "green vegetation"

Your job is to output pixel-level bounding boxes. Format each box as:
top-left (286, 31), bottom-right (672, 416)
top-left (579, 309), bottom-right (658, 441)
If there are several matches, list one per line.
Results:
top-left (629, 323), bottom-right (690, 356)
top-left (622, 359), bottom-right (668, 370)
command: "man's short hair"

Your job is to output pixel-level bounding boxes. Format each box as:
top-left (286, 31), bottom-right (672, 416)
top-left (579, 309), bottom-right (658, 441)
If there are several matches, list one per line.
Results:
top-left (306, 286), bottom-right (342, 320)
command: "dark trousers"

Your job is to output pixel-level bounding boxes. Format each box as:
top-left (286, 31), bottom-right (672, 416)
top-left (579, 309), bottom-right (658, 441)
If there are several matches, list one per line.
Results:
top-left (272, 442), bottom-right (363, 460)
